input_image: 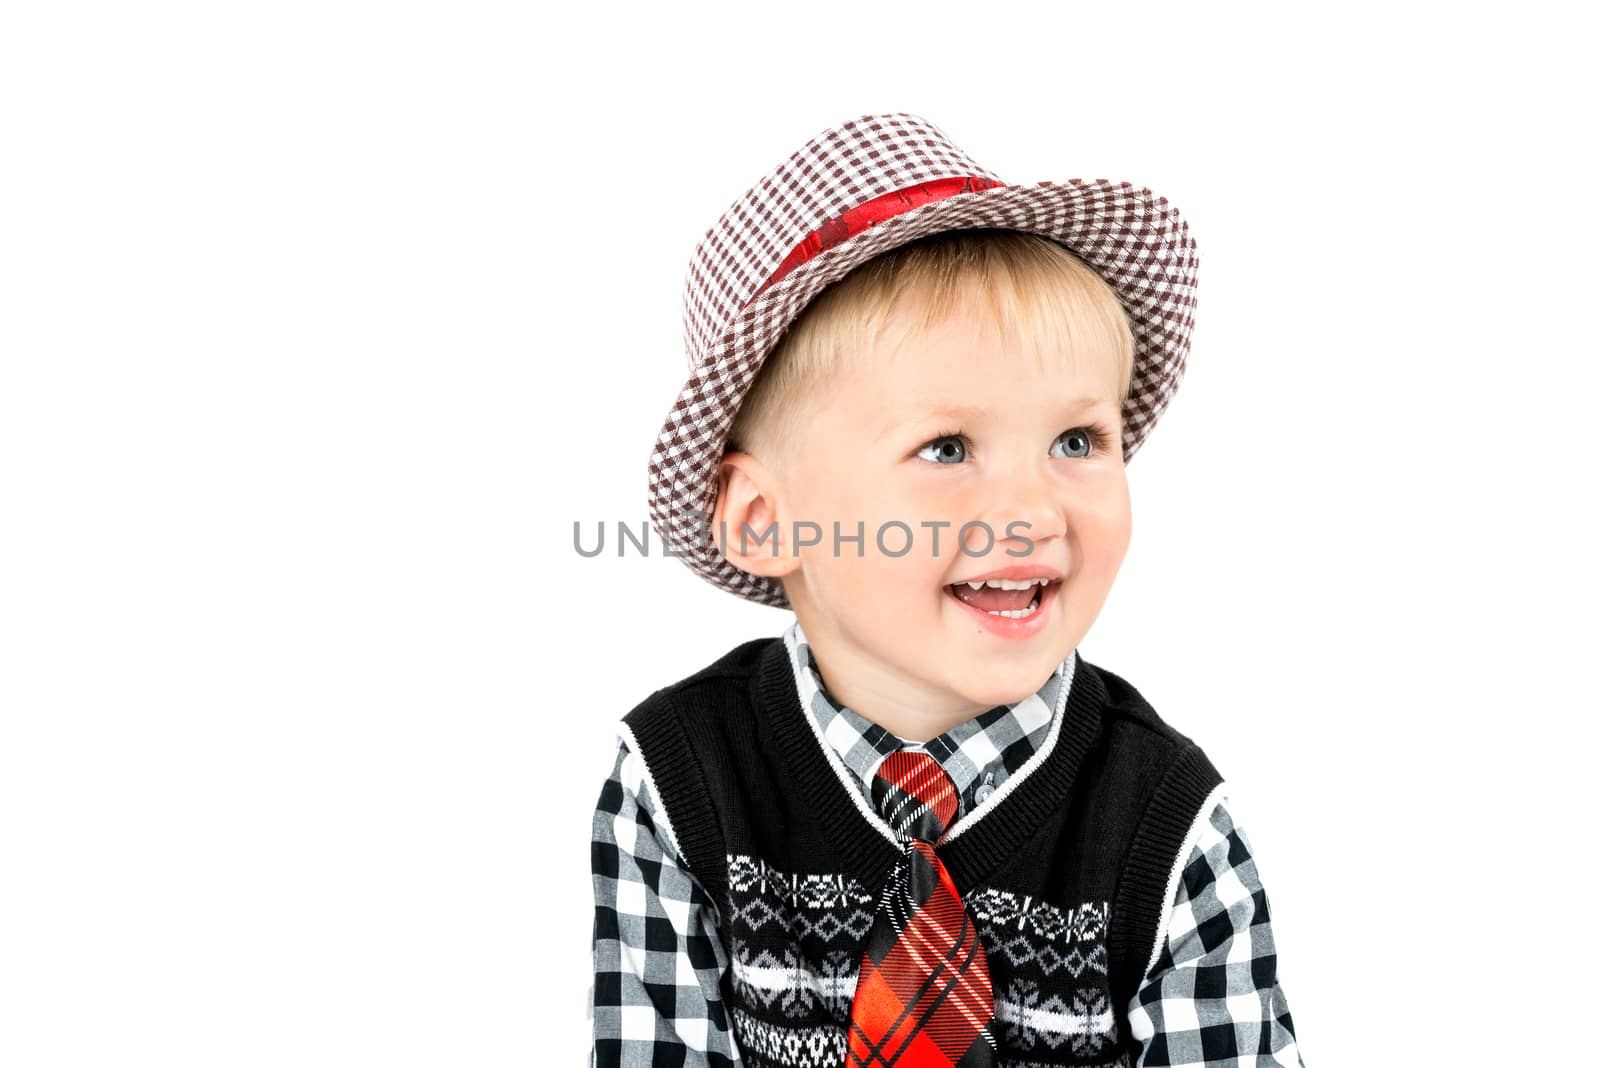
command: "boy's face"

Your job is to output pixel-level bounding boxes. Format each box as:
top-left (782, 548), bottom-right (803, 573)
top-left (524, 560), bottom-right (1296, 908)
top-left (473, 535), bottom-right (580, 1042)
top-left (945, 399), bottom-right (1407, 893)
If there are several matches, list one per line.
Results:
top-left (722, 288), bottom-right (1132, 735)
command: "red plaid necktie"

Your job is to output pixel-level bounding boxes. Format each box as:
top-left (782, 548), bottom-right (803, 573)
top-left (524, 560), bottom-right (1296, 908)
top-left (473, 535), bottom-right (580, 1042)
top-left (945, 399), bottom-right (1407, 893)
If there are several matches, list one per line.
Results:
top-left (846, 750), bottom-right (998, 1066)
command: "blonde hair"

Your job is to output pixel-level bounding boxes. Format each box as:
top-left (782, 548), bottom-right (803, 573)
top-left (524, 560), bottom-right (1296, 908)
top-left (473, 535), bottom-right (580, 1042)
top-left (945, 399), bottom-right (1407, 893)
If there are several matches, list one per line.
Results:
top-left (725, 228), bottom-right (1135, 467)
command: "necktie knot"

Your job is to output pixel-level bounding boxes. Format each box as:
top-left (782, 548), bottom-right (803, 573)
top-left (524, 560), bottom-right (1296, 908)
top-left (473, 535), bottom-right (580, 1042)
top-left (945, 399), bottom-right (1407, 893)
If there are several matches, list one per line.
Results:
top-left (871, 749), bottom-right (958, 842)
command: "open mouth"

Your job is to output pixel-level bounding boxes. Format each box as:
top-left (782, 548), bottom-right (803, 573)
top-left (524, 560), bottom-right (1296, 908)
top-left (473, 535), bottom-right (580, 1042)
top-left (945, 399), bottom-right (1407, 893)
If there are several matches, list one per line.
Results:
top-left (943, 578), bottom-right (1059, 620)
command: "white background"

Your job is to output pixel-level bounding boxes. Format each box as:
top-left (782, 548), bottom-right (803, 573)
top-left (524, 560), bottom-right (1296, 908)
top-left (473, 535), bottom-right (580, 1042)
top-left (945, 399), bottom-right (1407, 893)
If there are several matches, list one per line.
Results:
top-left (3, 3), bottom-right (1596, 1065)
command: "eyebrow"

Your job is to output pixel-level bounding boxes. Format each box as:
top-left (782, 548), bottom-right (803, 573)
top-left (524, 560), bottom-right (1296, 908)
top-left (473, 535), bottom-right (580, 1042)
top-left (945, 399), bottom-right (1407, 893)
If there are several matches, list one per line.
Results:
top-left (918, 397), bottom-right (1115, 421)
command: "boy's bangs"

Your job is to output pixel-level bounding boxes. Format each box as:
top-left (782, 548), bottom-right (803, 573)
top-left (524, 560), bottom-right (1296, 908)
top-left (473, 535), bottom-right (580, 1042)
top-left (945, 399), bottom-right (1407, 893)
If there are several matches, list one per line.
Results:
top-left (873, 231), bottom-right (1136, 403)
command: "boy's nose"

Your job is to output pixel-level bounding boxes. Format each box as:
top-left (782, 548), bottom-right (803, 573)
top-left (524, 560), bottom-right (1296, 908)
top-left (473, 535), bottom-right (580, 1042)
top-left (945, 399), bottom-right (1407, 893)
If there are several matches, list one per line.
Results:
top-left (968, 468), bottom-right (1069, 554)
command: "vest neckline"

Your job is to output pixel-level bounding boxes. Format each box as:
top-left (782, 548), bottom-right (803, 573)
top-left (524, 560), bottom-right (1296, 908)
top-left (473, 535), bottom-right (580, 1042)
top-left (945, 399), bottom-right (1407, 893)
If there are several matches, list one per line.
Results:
top-left (757, 637), bottom-right (1110, 890)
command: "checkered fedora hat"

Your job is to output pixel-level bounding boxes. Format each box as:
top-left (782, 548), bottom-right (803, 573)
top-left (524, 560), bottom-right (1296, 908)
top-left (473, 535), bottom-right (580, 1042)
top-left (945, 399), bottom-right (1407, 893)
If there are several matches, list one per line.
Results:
top-left (647, 112), bottom-right (1200, 610)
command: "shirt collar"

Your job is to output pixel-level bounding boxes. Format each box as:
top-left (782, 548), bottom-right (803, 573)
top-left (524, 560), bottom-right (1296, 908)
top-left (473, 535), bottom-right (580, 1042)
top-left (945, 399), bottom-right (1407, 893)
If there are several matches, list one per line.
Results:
top-left (783, 617), bottom-right (1072, 821)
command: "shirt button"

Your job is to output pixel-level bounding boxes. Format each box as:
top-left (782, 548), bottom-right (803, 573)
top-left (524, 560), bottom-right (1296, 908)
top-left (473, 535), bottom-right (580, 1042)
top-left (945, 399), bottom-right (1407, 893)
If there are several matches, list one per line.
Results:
top-left (975, 784), bottom-right (994, 803)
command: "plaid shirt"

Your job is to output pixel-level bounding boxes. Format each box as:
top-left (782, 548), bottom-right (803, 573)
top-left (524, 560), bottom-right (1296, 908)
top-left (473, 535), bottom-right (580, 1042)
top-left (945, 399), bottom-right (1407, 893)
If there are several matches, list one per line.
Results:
top-left (591, 621), bottom-right (1305, 1066)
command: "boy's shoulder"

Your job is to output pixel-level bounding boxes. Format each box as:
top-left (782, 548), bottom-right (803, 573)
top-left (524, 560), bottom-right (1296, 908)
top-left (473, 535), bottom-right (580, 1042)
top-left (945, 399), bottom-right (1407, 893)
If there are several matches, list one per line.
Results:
top-left (1078, 654), bottom-right (1211, 757)
top-left (621, 633), bottom-right (780, 731)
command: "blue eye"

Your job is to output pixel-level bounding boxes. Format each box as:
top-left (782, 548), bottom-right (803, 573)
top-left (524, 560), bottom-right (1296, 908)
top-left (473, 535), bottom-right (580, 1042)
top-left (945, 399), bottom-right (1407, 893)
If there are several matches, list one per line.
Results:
top-left (915, 424), bottom-right (1116, 465)
top-left (916, 433), bottom-right (968, 464)
top-left (1050, 426), bottom-right (1115, 459)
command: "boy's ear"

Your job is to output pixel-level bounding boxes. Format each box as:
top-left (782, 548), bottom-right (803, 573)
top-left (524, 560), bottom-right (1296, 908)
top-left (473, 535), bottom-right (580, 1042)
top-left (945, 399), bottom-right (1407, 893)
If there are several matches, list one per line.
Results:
top-left (712, 451), bottom-right (800, 582)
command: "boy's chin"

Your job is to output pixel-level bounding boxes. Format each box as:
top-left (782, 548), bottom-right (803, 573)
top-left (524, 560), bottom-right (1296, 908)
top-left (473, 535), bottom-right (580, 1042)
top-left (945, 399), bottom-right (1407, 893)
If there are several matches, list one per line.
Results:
top-left (932, 628), bottom-right (1072, 697)
top-left (937, 662), bottom-right (1061, 710)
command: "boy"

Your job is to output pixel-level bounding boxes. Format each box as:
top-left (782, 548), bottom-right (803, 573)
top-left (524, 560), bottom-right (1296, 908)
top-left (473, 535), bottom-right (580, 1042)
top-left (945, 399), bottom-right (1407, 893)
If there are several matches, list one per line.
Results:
top-left (590, 113), bottom-right (1306, 1067)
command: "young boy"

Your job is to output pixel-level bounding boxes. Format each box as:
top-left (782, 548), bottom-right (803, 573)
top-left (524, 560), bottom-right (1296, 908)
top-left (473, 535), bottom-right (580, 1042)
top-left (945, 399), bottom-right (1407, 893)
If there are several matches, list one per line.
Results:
top-left (590, 113), bottom-right (1306, 1068)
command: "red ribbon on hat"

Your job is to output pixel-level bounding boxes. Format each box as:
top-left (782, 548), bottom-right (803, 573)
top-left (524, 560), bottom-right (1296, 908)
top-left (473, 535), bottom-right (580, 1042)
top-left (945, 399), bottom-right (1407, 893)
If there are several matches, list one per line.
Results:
top-left (757, 175), bottom-right (1006, 295)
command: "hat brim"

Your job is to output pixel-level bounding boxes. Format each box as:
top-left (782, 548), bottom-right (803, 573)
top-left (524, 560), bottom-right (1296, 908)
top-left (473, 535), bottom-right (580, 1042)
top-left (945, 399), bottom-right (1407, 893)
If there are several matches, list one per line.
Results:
top-left (646, 177), bottom-right (1199, 610)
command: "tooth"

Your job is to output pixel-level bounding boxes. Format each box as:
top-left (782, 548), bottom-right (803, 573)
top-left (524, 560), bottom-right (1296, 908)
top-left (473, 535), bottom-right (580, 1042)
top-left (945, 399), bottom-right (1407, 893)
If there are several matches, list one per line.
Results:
top-left (985, 601), bottom-right (1039, 618)
top-left (962, 577), bottom-right (1051, 590)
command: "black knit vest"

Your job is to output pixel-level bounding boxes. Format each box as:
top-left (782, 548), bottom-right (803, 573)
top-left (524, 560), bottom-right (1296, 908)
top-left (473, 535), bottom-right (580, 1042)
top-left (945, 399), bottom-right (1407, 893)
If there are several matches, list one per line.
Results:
top-left (623, 635), bottom-right (1222, 1068)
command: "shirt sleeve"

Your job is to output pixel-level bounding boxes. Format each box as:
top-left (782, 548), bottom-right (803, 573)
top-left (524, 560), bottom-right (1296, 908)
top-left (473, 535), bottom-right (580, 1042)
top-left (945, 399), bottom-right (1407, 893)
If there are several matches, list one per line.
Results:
top-left (589, 731), bottom-right (743, 1067)
top-left (1124, 790), bottom-right (1306, 1067)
